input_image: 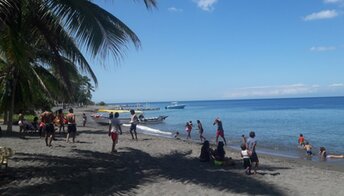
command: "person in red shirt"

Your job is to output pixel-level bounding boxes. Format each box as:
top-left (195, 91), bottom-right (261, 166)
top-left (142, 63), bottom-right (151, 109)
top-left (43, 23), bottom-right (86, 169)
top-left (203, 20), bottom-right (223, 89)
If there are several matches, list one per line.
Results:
top-left (298, 134), bottom-right (305, 146)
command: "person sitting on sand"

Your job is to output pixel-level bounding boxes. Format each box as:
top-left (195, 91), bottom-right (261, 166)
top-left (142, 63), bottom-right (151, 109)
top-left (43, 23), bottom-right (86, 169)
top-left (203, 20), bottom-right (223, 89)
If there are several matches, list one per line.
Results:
top-left (109, 112), bottom-right (122, 153)
top-left (200, 140), bottom-right (213, 162)
top-left (304, 141), bottom-right (313, 156)
top-left (298, 134), bottom-right (305, 147)
top-left (319, 147), bottom-right (344, 159)
top-left (212, 141), bottom-right (226, 165)
top-left (246, 131), bottom-right (259, 174)
top-left (240, 144), bottom-right (252, 175)
top-left (213, 117), bottom-right (227, 145)
top-left (174, 131), bottom-right (180, 139)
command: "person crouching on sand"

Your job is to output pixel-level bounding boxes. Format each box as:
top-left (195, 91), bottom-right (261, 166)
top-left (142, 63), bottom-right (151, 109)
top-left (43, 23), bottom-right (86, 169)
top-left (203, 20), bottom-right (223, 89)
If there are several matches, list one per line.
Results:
top-left (109, 112), bottom-right (122, 153)
top-left (319, 147), bottom-right (344, 160)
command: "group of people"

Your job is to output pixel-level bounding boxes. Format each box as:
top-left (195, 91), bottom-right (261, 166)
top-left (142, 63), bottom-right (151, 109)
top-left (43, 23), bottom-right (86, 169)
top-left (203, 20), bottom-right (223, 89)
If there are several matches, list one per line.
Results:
top-left (18, 108), bottom-right (80, 146)
top-left (298, 134), bottom-right (344, 160)
top-left (107, 109), bottom-right (139, 153)
top-left (199, 131), bottom-right (259, 175)
top-left (182, 118), bottom-right (227, 145)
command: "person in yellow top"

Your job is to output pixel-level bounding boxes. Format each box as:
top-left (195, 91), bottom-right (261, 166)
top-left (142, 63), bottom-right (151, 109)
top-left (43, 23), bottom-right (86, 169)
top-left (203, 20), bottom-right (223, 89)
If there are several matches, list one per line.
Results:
top-left (65, 108), bottom-right (76, 143)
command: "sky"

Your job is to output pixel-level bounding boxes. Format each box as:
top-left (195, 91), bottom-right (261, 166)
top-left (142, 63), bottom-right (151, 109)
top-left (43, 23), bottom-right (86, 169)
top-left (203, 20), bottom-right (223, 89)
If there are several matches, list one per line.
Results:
top-left (91, 0), bottom-right (344, 103)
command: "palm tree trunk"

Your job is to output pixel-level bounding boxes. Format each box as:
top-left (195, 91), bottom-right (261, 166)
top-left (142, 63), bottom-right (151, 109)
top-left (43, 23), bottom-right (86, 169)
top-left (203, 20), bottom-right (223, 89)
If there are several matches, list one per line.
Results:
top-left (7, 76), bottom-right (18, 132)
top-left (3, 111), bottom-right (8, 125)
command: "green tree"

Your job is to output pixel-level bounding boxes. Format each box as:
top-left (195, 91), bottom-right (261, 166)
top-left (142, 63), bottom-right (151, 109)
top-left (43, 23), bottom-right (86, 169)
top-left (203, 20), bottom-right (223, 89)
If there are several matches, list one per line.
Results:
top-left (0, 0), bottom-right (157, 131)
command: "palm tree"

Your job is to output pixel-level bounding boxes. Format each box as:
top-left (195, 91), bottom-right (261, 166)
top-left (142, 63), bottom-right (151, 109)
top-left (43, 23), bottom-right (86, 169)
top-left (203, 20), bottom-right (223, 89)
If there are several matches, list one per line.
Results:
top-left (0, 0), bottom-right (157, 131)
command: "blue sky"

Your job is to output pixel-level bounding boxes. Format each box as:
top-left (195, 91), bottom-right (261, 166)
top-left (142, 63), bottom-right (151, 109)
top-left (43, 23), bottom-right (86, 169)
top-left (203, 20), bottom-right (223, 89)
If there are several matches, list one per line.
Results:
top-left (91, 0), bottom-right (344, 103)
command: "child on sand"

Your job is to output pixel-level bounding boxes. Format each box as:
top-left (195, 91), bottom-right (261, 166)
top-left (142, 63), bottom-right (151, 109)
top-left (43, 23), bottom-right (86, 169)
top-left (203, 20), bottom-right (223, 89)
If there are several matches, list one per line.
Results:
top-left (304, 142), bottom-right (313, 156)
top-left (319, 147), bottom-right (344, 159)
top-left (298, 134), bottom-right (305, 146)
top-left (240, 144), bottom-right (252, 175)
top-left (199, 140), bottom-right (213, 162)
top-left (109, 112), bottom-right (122, 153)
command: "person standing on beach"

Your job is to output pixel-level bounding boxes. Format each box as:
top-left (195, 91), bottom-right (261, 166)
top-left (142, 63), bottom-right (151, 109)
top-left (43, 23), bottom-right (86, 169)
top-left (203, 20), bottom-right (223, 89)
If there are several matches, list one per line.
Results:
top-left (57, 109), bottom-right (65, 133)
top-left (109, 112), bottom-right (122, 153)
top-left (82, 113), bottom-right (87, 127)
top-left (197, 120), bottom-right (206, 142)
top-left (246, 131), bottom-right (259, 174)
top-left (130, 109), bottom-right (139, 140)
top-left (40, 109), bottom-right (55, 147)
top-left (66, 108), bottom-right (77, 143)
top-left (185, 122), bottom-right (192, 139)
top-left (213, 118), bottom-right (227, 145)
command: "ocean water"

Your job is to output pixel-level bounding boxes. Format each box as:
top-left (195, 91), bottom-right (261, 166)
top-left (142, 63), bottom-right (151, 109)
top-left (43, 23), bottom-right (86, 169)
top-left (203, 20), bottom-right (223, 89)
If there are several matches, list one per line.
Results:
top-left (111, 97), bottom-right (344, 162)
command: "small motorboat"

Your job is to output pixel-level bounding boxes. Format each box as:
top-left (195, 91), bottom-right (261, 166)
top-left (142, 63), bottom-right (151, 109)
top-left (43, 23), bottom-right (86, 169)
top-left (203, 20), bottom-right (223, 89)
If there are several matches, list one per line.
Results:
top-left (165, 102), bottom-right (185, 109)
top-left (138, 115), bottom-right (168, 124)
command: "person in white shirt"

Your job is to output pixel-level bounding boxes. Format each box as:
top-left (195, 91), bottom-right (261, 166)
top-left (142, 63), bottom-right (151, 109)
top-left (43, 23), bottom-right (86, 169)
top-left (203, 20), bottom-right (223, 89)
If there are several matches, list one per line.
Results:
top-left (108, 112), bottom-right (122, 153)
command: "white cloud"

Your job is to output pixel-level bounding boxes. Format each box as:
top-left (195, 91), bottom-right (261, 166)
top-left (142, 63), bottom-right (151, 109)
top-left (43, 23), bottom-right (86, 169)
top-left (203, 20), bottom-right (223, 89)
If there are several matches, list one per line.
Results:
top-left (168, 7), bottom-right (183, 12)
top-left (329, 83), bottom-right (344, 87)
top-left (223, 83), bottom-right (344, 99)
top-left (193, 0), bottom-right (218, 12)
top-left (224, 84), bottom-right (317, 98)
top-left (303, 10), bottom-right (338, 21)
top-left (324, 0), bottom-right (342, 3)
top-left (310, 46), bottom-right (336, 52)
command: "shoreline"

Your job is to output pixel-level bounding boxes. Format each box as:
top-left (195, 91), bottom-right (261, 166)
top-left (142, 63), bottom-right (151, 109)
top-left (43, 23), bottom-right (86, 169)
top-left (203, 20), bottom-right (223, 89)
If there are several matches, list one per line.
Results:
top-left (1, 107), bottom-right (343, 195)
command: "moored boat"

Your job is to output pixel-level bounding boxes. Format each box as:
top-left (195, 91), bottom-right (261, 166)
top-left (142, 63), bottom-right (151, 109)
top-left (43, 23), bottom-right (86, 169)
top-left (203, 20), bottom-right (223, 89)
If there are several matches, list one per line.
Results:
top-left (165, 102), bottom-right (185, 109)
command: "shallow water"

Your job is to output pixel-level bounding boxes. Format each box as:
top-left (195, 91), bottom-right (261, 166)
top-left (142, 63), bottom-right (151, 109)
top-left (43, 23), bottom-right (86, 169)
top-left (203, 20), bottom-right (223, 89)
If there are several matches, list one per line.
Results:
top-left (110, 97), bottom-right (344, 164)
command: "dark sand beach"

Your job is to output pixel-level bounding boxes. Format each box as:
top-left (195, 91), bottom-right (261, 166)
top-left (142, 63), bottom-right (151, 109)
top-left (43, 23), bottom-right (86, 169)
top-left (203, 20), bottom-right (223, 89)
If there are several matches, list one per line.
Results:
top-left (1, 107), bottom-right (343, 196)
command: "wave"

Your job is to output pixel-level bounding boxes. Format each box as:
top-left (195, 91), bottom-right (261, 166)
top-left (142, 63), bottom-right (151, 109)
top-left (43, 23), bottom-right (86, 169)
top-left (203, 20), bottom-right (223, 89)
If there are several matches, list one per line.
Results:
top-left (123, 124), bottom-right (172, 136)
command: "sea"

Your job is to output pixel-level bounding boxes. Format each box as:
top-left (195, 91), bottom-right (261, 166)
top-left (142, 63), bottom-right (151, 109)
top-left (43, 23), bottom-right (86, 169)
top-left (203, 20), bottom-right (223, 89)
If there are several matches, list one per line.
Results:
top-left (109, 97), bottom-right (344, 164)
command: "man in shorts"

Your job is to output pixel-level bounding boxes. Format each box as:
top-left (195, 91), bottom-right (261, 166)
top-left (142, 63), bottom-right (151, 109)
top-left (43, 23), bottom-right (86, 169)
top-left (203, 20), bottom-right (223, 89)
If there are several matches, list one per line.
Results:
top-left (66, 108), bottom-right (76, 143)
top-left (40, 109), bottom-right (55, 147)
top-left (109, 112), bottom-right (122, 153)
top-left (213, 118), bottom-right (227, 145)
top-left (246, 131), bottom-right (259, 174)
